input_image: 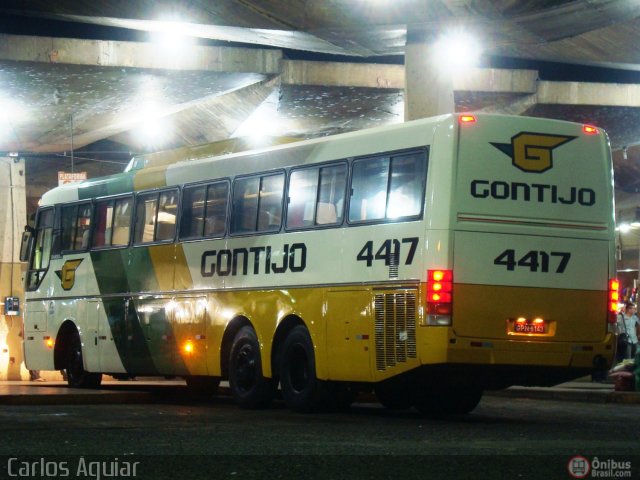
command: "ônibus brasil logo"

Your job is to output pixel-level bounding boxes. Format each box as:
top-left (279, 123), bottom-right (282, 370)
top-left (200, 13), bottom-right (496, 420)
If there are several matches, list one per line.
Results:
top-left (568, 456), bottom-right (591, 478)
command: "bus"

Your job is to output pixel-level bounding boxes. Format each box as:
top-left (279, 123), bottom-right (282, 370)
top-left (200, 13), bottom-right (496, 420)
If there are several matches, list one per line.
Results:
top-left (20, 113), bottom-right (617, 414)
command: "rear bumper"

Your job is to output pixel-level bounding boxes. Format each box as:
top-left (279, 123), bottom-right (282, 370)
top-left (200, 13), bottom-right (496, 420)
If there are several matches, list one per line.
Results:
top-left (446, 333), bottom-right (614, 367)
top-left (434, 332), bottom-right (615, 387)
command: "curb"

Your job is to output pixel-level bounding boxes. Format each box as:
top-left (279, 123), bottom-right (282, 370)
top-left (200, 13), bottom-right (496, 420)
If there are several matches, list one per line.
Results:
top-left (486, 387), bottom-right (640, 405)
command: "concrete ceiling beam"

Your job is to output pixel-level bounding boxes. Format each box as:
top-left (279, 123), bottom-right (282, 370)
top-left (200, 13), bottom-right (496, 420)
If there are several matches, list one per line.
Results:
top-left (0, 33), bottom-right (281, 73)
top-left (282, 59), bottom-right (537, 94)
top-left (538, 81), bottom-right (640, 107)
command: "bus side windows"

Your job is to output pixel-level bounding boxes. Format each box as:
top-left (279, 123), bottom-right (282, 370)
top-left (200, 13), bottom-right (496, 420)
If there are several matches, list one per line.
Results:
top-left (287, 163), bottom-right (346, 230)
top-left (180, 181), bottom-right (229, 240)
top-left (93, 200), bottom-right (114, 248)
top-left (348, 149), bottom-right (427, 223)
top-left (204, 182), bottom-right (229, 237)
top-left (60, 205), bottom-right (77, 251)
top-left (92, 196), bottom-right (132, 248)
top-left (387, 151), bottom-right (427, 218)
top-left (134, 193), bottom-right (157, 244)
top-left (349, 157), bottom-right (389, 222)
top-left (156, 190), bottom-right (178, 241)
top-left (133, 189), bottom-right (178, 244)
top-left (112, 197), bottom-right (132, 246)
top-left (60, 202), bottom-right (92, 252)
top-left (180, 185), bottom-right (206, 239)
top-left (317, 164), bottom-right (346, 225)
top-left (231, 173), bottom-right (284, 235)
top-left (257, 174), bottom-right (284, 232)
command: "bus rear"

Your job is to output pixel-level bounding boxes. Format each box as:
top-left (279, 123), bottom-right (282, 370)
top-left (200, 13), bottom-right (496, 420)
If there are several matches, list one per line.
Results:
top-left (448, 114), bottom-right (616, 387)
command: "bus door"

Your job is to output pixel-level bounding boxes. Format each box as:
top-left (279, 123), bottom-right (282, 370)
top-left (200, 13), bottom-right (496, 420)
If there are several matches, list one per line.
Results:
top-left (101, 297), bottom-right (159, 377)
top-left (136, 297), bottom-right (180, 376)
top-left (94, 299), bottom-right (127, 374)
top-left (122, 297), bottom-right (160, 375)
top-left (24, 208), bottom-right (54, 292)
top-left (83, 300), bottom-right (100, 372)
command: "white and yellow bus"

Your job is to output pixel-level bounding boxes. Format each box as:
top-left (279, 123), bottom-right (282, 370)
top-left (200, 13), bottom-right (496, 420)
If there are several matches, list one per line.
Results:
top-left (21, 113), bottom-right (617, 414)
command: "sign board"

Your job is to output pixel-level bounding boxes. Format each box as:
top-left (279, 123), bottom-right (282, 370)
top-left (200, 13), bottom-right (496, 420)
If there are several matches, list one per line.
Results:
top-left (4, 296), bottom-right (19, 316)
top-left (58, 171), bottom-right (87, 186)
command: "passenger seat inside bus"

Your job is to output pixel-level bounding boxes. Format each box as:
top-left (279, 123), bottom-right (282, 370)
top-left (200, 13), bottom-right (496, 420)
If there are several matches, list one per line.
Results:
top-left (316, 202), bottom-right (337, 224)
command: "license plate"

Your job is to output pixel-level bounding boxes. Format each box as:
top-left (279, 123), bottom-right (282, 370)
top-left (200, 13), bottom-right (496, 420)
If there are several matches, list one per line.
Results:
top-left (514, 322), bottom-right (547, 334)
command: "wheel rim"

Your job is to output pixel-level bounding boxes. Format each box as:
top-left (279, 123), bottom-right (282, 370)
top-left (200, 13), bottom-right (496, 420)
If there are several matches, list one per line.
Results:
top-left (288, 343), bottom-right (309, 393)
top-left (235, 343), bottom-right (258, 392)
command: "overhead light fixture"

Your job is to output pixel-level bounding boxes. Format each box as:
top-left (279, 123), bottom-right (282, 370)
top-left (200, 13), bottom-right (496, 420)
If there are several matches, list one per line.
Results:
top-left (432, 29), bottom-right (482, 71)
top-left (133, 103), bottom-right (173, 148)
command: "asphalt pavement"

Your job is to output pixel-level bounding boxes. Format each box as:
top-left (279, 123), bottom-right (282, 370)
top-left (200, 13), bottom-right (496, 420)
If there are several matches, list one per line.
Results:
top-left (0, 376), bottom-right (638, 406)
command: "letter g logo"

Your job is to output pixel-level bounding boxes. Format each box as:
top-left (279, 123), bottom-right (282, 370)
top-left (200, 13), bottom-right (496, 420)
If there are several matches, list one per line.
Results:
top-left (491, 132), bottom-right (576, 173)
top-left (55, 259), bottom-right (83, 291)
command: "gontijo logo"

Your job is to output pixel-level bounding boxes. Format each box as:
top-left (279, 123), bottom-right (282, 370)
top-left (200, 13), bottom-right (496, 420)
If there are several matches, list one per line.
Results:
top-left (55, 259), bottom-right (83, 291)
top-left (490, 132), bottom-right (576, 173)
top-left (469, 131), bottom-right (595, 207)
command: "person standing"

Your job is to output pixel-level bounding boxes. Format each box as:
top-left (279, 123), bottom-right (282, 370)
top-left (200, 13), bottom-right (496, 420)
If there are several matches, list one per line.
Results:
top-left (29, 369), bottom-right (45, 382)
top-left (617, 301), bottom-right (640, 361)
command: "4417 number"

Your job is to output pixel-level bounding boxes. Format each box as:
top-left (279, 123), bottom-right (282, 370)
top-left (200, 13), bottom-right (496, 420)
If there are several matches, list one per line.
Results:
top-left (494, 249), bottom-right (571, 273)
top-left (356, 237), bottom-right (419, 267)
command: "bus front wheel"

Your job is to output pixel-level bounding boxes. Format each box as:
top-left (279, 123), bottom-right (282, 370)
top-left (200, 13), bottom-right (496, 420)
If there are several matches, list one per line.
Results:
top-left (228, 326), bottom-right (274, 409)
top-left (65, 330), bottom-right (102, 389)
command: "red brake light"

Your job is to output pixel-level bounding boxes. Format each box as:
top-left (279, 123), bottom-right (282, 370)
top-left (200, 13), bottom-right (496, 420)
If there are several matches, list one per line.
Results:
top-left (583, 125), bottom-right (598, 135)
top-left (427, 269), bottom-right (453, 313)
top-left (608, 278), bottom-right (619, 324)
top-left (459, 114), bottom-right (476, 124)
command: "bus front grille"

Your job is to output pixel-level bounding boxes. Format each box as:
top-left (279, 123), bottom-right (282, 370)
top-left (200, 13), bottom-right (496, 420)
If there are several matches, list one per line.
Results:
top-left (374, 291), bottom-right (417, 371)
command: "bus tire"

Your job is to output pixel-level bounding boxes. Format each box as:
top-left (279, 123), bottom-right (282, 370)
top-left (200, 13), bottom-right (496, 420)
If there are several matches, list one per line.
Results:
top-left (228, 326), bottom-right (274, 409)
top-left (185, 375), bottom-right (220, 396)
top-left (279, 325), bottom-right (326, 413)
top-left (413, 386), bottom-right (483, 416)
top-left (65, 330), bottom-right (102, 389)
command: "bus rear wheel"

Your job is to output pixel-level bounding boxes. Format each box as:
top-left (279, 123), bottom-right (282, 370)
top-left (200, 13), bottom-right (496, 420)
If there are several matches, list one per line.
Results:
top-left (413, 386), bottom-right (483, 416)
top-left (65, 330), bottom-right (102, 389)
top-left (279, 325), bottom-right (331, 413)
top-left (228, 326), bottom-right (274, 409)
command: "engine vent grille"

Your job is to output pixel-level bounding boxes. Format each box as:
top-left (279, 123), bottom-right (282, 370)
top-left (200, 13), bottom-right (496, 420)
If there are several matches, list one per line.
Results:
top-left (374, 290), bottom-right (417, 371)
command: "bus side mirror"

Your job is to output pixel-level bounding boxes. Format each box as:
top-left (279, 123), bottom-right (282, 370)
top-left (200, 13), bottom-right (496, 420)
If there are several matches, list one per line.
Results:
top-left (19, 227), bottom-right (34, 263)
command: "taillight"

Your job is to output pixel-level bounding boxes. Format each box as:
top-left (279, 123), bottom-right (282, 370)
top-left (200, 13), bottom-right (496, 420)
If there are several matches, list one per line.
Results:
top-left (459, 114), bottom-right (476, 124)
top-left (583, 124), bottom-right (598, 135)
top-left (608, 278), bottom-right (619, 324)
top-left (426, 269), bottom-right (453, 324)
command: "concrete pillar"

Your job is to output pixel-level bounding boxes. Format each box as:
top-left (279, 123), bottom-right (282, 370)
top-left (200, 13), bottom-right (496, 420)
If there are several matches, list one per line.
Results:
top-left (0, 156), bottom-right (28, 380)
top-left (404, 28), bottom-right (455, 121)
